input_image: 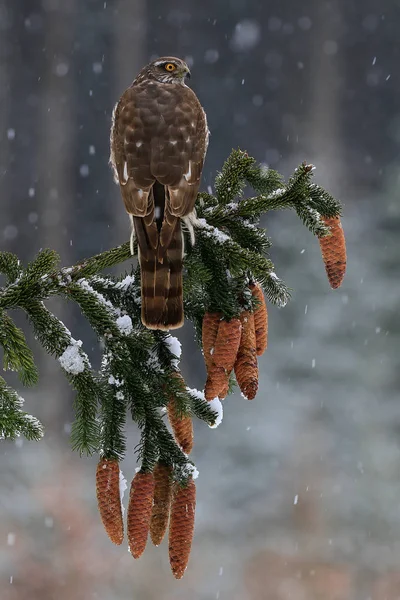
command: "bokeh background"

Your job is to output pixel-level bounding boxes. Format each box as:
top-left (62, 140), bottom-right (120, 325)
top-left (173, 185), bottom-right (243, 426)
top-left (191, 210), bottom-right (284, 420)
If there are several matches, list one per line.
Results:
top-left (1, 1), bottom-right (400, 598)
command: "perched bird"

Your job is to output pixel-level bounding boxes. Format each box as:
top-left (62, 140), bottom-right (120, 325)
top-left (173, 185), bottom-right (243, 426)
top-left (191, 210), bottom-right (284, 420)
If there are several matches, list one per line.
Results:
top-left (110, 57), bottom-right (209, 330)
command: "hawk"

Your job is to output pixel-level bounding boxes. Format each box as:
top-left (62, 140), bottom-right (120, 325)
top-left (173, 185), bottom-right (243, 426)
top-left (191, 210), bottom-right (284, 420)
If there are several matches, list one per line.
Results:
top-left (110, 57), bottom-right (209, 330)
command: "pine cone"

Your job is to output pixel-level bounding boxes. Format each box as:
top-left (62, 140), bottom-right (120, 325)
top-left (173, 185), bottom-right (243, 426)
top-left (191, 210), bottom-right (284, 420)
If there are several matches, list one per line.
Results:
top-left (213, 317), bottom-right (242, 371)
top-left (318, 216), bottom-right (346, 289)
top-left (217, 371), bottom-right (230, 399)
top-left (127, 471), bottom-right (155, 559)
top-left (202, 312), bottom-right (221, 370)
top-left (249, 283), bottom-right (268, 356)
top-left (169, 478), bottom-right (196, 579)
top-left (150, 463), bottom-right (173, 546)
top-left (234, 311), bottom-right (259, 400)
top-left (205, 366), bottom-right (229, 400)
top-left (96, 458), bottom-right (124, 545)
top-left (167, 373), bottom-right (194, 455)
top-left (202, 311), bottom-right (229, 399)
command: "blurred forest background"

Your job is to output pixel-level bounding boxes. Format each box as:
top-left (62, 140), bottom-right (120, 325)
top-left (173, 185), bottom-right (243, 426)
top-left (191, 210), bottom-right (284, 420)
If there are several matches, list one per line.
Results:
top-left (1, 0), bottom-right (400, 598)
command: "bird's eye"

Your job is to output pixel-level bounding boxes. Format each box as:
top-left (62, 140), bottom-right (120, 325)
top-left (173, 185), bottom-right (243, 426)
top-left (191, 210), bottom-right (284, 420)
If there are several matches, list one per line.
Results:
top-left (164, 63), bottom-right (176, 72)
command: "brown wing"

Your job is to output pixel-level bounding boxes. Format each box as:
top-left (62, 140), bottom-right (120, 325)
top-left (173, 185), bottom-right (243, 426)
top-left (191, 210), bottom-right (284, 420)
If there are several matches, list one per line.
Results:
top-left (110, 86), bottom-right (155, 217)
top-left (111, 81), bottom-right (208, 219)
top-left (150, 85), bottom-right (209, 214)
top-left (148, 84), bottom-right (208, 254)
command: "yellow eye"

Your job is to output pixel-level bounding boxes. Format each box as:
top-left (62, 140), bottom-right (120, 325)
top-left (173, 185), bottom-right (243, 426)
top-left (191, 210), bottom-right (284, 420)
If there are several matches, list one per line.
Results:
top-left (164, 63), bottom-right (176, 72)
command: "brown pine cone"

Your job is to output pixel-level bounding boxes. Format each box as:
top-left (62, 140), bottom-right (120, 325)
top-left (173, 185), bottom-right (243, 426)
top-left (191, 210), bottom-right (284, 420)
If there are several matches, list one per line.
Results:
top-left (169, 478), bottom-right (196, 579)
top-left (202, 312), bottom-right (221, 370)
top-left (213, 317), bottom-right (242, 371)
top-left (127, 471), bottom-right (155, 559)
top-left (150, 463), bottom-right (173, 547)
top-left (318, 216), bottom-right (347, 289)
top-left (202, 311), bottom-right (229, 399)
top-left (234, 311), bottom-right (259, 400)
top-left (249, 283), bottom-right (268, 356)
top-left (217, 371), bottom-right (230, 399)
top-left (205, 366), bottom-right (229, 400)
top-left (96, 458), bottom-right (124, 545)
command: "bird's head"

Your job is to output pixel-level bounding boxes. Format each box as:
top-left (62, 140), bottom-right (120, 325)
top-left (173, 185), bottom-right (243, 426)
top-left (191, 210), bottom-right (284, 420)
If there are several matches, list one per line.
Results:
top-left (145, 57), bottom-right (191, 84)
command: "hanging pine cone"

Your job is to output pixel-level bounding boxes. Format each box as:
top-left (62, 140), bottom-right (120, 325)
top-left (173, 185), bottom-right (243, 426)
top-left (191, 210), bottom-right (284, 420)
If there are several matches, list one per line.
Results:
top-left (318, 216), bottom-right (347, 289)
top-left (167, 373), bottom-right (193, 454)
top-left (249, 283), bottom-right (268, 356)
top-left (202, 311), bottom-right (229, 400)
top-left (234, 311), bottom-right (258, 400)
top-left (213, 317), bottom-right (242, 371)
top-left (205, 367), bottom-right (229, 400)
top-left (96, 458), bottom-right (124, 545)
top-left (127, 471), bottom-right (155, 559)
top-left (202, 312), bottom-right (221, 370)
top-left (217, 372), bottom-right (230, 400)
top-left (169, 478), bottom-right (196, 579)
top-left (150, 462), bottom-right (173, 547)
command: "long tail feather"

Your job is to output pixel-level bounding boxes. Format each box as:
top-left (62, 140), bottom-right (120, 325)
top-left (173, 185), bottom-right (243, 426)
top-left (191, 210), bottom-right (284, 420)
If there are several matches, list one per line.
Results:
top-left (133, 184), bottom-right (184, 330)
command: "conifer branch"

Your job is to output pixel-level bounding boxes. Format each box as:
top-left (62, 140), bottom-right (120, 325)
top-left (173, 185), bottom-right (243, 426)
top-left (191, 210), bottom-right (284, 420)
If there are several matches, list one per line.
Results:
top-left (0, 150), bottom-right (344, 482)
top-left (0, 376), bottom-right (43, 441)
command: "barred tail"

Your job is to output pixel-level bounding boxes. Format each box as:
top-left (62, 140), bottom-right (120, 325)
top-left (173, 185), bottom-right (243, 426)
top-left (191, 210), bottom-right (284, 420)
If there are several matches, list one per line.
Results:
top-left (134, 216), bottom-right (184, 330)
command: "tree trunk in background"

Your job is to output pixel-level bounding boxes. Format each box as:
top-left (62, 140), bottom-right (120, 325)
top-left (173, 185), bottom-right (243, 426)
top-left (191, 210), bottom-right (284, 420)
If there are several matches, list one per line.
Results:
top-left (306, 1), bottom-right (344, 193)
top-left (0, 0), bottom-right (44, 258)
top-left (0, 1), bottom-right (76, 427)
top-left (0, 2), bottom-right (11, 218)
top-left (37, 2), bottom-right (75, 253)
top-left (110, 0), bottom-right (147, 246)
top-left (33, 1), bottom-right (77, 426)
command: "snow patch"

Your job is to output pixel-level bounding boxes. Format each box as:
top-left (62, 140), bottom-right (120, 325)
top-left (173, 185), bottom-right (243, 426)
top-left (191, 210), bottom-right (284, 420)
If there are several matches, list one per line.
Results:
top-left (184, 463), bottom-right (199, 480)
top-left (77, 279), bottom-right (118, 315)
top-left (165, 335), bottom-right (182, 367)
top-left (58, 339), bottom-right (87, 375)
top-left (116, 315), bottom-right (133, 335)
top-left (108, 375), bottom-right (123, 387)
top-left (195, 218), bottom-right (231, 244)
top-left (207, 397), bottom-right (223, 428)
top-left (187, 387), bottom-right (204, 401)
top-left (115, 274), bottom-right (135, 290)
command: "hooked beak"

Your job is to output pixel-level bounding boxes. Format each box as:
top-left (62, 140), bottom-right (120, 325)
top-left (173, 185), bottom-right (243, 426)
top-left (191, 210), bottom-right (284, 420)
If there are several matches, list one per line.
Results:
top-left (179, 66), bottom-right (191, 80)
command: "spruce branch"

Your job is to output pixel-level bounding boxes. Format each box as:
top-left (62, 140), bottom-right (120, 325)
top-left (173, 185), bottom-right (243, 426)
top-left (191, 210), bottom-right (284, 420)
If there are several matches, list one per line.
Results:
top-left (0, 149), bottom-right (344, 486)
top-left (0, 377), bottom-right (43, 441)
top-left (69, 242), bottom-right (131, 280)
top-left (0, 311), bottom-right (38, 386)
top-left (0, 251), bottom-right (22, 284)
top-left (186, 388), bottom-right (218, 426)
top-left (214, 149), bottom-right (256, 204)
top-left (23, 299), bottom-right (100, 454)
